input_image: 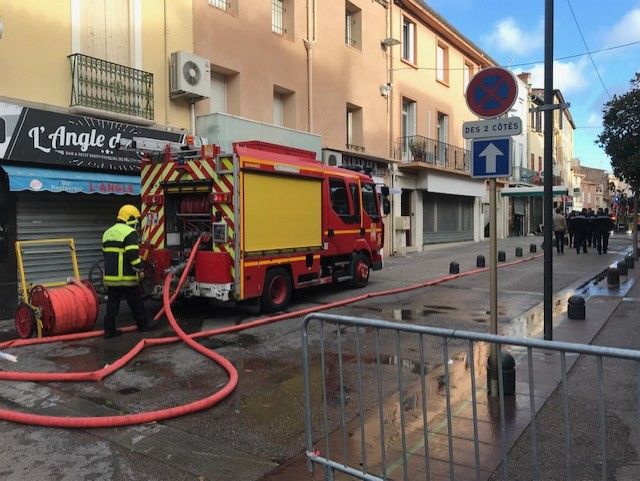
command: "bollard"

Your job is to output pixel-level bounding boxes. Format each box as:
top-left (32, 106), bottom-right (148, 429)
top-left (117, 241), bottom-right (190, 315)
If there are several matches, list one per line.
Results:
top-left (626, 255), bottom-right (635, 269)
top-left (515, 247), bottom-right (523, 257)
top-left (498, 251), bottom-right (506, 262)
top-left (487, 351), bottom-right (516, 395)
top-left (476, 255), bottom-right (486, 268)
top-left (449, 262), bottom-right (460, 274)
top-left (617, 261), bottom-right (628, 276)
top-left (567, 295), bottom-right (585, 320)
top-left (530, 243), bottom-right (537, 253)
top-left (607, 267), bottom-right (620, 287)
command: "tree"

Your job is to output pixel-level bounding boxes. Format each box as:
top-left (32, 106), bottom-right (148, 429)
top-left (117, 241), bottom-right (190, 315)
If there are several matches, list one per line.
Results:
top-left (597, 73), bottom-right (640, 258)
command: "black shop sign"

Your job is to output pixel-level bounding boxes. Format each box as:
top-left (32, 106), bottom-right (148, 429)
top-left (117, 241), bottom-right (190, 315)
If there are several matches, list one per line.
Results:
top-left (0, 101), bottom-right (189, 173)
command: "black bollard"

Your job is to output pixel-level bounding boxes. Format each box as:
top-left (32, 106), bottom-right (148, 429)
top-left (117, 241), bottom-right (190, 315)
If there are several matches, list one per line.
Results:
top-left (567, 295), bottom-right (585, 320)
top-left (626, 255), bottom-right (635, 269)
top-left (617, 261), bottom-right (628, 276)
top-left (498, 251), bottom-right (506, 262)
top-left (449, 262), bottom-right (460, 274)
top-left (530, 243), bottom-right (537, 253)
top-left (476, 255), bottom-right (486, 268)
top-left (487, 351), bottom-right (516, 395)
top-left (607, 267), bottom-right (620, 287)
top-left (515, 247), bottom-right (523, 257)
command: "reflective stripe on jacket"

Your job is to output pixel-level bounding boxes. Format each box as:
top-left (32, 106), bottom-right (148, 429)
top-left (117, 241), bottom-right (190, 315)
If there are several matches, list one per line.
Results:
top-left (102, 222), bottom-right (142, 287)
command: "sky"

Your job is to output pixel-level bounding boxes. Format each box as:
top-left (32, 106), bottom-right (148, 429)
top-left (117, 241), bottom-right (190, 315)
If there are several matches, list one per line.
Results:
top-left (425, 0), bottom-right (640, 171)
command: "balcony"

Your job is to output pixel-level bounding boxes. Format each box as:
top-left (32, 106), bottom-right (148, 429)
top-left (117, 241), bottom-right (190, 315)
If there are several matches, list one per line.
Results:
top-left (395, 135), bottom-right (470, 173)
top-left (69, 53), bottom-right (154, 125)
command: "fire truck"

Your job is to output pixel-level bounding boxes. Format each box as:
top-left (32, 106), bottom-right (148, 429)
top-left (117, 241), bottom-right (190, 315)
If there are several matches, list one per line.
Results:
top-left (138, 140), bottom-right (389, 312)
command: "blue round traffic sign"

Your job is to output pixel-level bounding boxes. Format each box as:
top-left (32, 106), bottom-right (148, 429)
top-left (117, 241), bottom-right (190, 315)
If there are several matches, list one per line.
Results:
top-left (465, 67), bottom-right (518, 118)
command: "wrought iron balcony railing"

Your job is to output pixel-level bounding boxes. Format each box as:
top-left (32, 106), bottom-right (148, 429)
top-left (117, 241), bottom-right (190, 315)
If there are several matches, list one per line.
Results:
top-left (69, 53), bottom-right (154, 122)
top-left (395, 135), bottom-right (470, 173)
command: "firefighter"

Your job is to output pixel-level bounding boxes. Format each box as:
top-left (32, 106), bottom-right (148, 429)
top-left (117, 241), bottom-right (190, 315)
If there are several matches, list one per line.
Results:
top-left (573, 208), bottom-right (589, 254)
top-left (101, 205), bottom-right (155, 338)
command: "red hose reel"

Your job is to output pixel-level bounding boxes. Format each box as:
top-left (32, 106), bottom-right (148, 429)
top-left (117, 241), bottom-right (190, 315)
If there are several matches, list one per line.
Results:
top-left (15, 281), bottom-right (99, 339)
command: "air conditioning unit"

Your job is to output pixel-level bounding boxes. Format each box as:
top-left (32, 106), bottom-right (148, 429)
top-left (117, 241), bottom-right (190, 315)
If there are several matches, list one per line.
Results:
top-left (169, 51), bottom-right (210, 100)
top-left (322, 149), bottom-right (342, 167)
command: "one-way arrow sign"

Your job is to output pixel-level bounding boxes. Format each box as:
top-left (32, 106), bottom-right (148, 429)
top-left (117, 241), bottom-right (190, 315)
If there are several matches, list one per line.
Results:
top-left (472, 138), bottom-right (512, 178)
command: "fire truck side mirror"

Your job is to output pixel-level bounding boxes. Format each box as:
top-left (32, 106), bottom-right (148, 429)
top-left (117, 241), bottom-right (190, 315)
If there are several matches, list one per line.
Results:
top-left (382, 198), bottom-right (391, 216)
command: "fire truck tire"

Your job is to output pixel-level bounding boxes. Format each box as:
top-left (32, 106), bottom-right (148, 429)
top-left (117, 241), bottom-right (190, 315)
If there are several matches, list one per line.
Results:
top-left (261, 268), bottom-right (292, 312)
top-left (350, 253), bottom-right (370, 289)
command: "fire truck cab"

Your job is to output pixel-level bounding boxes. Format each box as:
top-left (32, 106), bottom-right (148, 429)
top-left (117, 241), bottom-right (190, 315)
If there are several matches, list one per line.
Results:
top-left (140, 140), bottom-right (388, 312)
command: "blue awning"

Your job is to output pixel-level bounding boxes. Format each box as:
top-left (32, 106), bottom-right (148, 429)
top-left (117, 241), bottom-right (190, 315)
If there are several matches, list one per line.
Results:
top-left (1, 165), bottom-right (140, 195)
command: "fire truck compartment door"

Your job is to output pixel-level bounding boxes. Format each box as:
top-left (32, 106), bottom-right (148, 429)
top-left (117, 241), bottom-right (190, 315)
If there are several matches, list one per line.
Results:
top-left (243, 172), bottom-right (322, 252)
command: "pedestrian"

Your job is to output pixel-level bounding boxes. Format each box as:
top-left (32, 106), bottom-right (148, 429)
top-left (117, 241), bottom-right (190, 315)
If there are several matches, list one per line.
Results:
top-left (101, 204), bottom-right (156, 339)
top-left (567, 211), bottom-right (575, 247)
top-left (602, 208), bottom-right (614, 254)
top-left (573, 208), bottom-right (589, 254)
top-left (585, 209), bottom-right (595, 247)
top-left (553, 208), bottom-right (568, 254)
top-left (513, 214), bottom-right (521, 236)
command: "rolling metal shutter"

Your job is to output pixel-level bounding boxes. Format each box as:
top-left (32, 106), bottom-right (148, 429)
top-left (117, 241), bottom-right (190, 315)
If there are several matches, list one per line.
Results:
top-left (423, 192), bottom-right (474, 244)
top-left (16, 193), bottom-right (137, 287)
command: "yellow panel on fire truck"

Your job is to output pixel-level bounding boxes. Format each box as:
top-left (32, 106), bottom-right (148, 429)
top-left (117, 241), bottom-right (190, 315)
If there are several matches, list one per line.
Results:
top-left (243, 171), bottom-right (322, 253)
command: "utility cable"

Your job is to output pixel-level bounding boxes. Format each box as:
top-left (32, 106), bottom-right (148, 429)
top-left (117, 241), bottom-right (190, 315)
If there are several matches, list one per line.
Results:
top-left (565, 0), bottom-right (611, 98)
top-left (391, 39), bottom-right (640, 71)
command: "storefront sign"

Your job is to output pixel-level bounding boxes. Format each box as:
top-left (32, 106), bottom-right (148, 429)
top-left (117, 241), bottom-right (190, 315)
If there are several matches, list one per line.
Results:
top-left (0, 101), bottom-right (193, 173)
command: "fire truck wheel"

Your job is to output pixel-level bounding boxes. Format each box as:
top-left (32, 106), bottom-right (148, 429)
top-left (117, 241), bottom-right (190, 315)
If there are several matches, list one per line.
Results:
top-left (261, 268), bottom-right (292, 312)
top-left (350, 253), bottom-right (370, 289)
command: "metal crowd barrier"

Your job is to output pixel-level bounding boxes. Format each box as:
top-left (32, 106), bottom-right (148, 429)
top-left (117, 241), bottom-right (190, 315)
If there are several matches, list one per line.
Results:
top-left (301, 312), bottom-right (640, 481)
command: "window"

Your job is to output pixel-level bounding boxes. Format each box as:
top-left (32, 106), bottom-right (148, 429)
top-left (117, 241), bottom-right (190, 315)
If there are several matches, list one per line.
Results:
top-left (402, 98), bottom-right (416, 138)
top-left (345, 2), bottom-right (362, 49)
top-left (273, 86), bottom-right (295, 127)
top-left (329, 178), bottom-right (351, 217)
top-left (402, 17), bottom-right (415, 64)
top-left (530, 153), bottom-right (535, 170)
top-left (538, 156), bottom-right (542, 172)
top-left (463, 62), bottom-right (472, 93)
top-left (436, 42), bottom-right (449, 83)
top-left (350, 183), bottom-right (361, 222)
top-left (208, 0), bottom-right (230, 11)
top-left (273, 92), bottom-right (285, 126)
top-left (346, 103), bottom-right (363, 149)
top-left (559, 110), bottom-right (563, 130)
top-left (210, 72), bottom-right (227, 113)
top-left (437, 112), bottom-right (449, 164)
top-left (362, 183), bottom-right (380, 220)
top-left (80, 0), bottom-right (131, 65)
top-left (272, 0), bottom-right (286, 35)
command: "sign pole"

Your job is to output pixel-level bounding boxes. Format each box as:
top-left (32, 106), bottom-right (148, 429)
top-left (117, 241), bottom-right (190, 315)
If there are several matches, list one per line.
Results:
top-left (543, 0), bottom-right (554, 341)
top-left (489, 177), bottom-right (498, 396)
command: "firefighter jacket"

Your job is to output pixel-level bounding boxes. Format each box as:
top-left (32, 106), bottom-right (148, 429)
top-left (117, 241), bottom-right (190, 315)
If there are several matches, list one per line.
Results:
top-left (102, 222), bottom-right (143, 287)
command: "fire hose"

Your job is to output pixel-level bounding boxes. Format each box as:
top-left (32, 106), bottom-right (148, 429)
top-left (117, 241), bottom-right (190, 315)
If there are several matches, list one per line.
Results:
top-left (0, 245), bottom-right (543, 428)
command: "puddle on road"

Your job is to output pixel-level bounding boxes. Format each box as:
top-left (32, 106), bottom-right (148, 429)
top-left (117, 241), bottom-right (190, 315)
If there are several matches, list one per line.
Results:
top-left (201, 333), bottom-right (260, 350)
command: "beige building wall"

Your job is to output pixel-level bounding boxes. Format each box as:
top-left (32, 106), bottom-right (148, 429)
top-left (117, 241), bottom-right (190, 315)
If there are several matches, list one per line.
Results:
top-left (193, 0), bottom-right (389, 159)
top-left (0, 0), bottom-right (192, 130)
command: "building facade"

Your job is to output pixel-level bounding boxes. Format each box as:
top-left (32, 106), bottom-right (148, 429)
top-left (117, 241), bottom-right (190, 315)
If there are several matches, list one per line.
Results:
top-left (0, 0), bottom-right (195, 317)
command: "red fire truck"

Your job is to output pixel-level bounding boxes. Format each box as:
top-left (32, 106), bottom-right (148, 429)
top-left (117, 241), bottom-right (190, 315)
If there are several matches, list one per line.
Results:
top-left (139, 140), bottom-right (389, 312)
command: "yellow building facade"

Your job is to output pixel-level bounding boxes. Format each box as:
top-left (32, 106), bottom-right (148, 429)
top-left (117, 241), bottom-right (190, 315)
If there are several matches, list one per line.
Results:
top-left (0, 0), bottom-right (197, 317)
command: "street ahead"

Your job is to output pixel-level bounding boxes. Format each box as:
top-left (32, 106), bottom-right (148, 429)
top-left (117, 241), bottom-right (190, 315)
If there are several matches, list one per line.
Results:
top-left (0, 234), bottom-right (636, 481)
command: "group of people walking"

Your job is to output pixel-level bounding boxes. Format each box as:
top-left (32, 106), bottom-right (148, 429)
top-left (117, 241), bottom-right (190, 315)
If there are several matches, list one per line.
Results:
top-left (552, 208), bottom-right (615, 255)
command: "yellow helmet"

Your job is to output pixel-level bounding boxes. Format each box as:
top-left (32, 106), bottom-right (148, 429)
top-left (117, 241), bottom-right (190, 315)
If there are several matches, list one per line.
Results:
top-left (117, 204), bottom-right (141, 226)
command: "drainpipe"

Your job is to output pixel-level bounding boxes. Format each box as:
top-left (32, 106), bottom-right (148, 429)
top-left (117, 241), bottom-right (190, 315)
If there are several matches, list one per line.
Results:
top-left (304, 0), bottom-right (317, 132)
top-left (164, 0), bottom-right (170, 126)
top-left (387, 2), bottom-right (396, 254)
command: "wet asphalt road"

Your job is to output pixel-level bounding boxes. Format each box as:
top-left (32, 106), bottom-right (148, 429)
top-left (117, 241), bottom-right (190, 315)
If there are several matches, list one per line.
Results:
top-left (0, 234), bottom-right (635, 481)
